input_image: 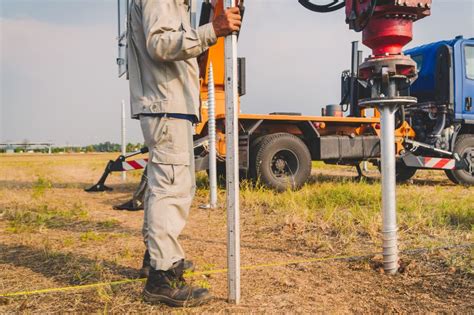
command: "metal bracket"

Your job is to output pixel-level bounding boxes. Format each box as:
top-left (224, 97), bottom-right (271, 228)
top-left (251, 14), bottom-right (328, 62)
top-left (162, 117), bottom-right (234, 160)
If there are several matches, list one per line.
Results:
top-left (84, 147), bottom-right (148, 192)
top-left (404, 139), bottom-right (453, 156)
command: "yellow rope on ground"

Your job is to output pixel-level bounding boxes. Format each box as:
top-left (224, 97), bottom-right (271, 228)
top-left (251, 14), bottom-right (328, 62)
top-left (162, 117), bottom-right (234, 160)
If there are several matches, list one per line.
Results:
top-left (1, 244), bottom-right (471, 298)
top-left (0, 253), bottom-right (365, 298)
top-left (0, 279), bottom-right (144, 298)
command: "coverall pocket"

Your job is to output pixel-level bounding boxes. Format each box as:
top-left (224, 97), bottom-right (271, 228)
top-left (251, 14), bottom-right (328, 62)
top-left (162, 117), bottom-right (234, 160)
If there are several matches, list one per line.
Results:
top-left (150, 118), bottom-right (191, 166)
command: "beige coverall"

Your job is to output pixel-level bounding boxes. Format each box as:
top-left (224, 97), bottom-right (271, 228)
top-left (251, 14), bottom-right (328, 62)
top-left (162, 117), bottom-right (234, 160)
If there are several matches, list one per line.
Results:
top-left (128, 0), bottom-right (217, 271)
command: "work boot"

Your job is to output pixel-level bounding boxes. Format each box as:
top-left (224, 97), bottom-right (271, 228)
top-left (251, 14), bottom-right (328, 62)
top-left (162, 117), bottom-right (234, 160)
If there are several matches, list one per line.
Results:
top-left (143, 262), bottom-right (211, 307)
top-left (140, 250), bottom-right (195, 278)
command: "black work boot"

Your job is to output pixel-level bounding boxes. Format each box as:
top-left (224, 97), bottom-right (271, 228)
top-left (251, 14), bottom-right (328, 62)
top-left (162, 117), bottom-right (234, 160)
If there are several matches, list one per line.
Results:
top-left (143, 262), bottom-right (211, 307)
top-left (140, 250), bottom-right (195, 278)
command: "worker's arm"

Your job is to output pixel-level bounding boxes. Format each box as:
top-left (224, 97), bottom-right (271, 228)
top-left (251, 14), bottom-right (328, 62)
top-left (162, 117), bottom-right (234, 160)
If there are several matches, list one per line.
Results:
top-left (141, 0), bottom-right (241, 62)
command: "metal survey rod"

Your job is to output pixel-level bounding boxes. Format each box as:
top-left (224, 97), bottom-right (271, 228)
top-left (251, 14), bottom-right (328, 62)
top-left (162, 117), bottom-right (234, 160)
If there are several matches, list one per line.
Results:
top-left (224, 0), bottom-right (241, 304)
top-left (208, 63), bottom-right (218, 209)
top-left (380, 104), bottom-right (399, 274)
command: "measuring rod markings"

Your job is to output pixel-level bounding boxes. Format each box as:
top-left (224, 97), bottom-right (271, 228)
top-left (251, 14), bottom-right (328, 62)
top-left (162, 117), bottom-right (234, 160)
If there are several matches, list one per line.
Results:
top-left (224, 0), bottom-right (241, 305)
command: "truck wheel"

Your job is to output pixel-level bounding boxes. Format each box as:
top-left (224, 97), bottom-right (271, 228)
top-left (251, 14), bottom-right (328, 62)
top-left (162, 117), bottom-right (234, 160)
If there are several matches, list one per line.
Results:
top-left (252, 133), bottom-right (311, 191)
top-left (396, 162), bottom-right (417, 182)
top-left (377, 161), bottom-right (417, 182)
top-left (207, 160), bottom-right (248, 185)
top-left (445, 134), bottom-right (474, 186)
top-left (249, 136), bottom-right (265, 179)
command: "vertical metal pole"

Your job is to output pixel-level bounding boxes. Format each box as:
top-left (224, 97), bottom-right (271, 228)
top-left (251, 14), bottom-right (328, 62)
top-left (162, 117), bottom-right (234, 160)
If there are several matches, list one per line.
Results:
top-left (190, 0), bottom-right (198, 28)
top-left (350, 41), bottom-right (358, 77)
top-left (224, 0), bottom-right (241, 304)
top-left (208, 63), bottom-right (218, 209)
top-left (121, 100), bottom-right (127, 182)
top-left (350, 41), bottom-right (359, 117)
top-left (379, 105), bottom-right (399, 274)
top-left (117, 0), bottom-right (121, 37)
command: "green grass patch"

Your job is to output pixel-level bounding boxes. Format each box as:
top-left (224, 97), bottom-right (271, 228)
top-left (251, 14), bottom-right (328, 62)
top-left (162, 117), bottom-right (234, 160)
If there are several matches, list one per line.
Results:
top-left (32, 176), bottom-right (53, 198)
top-left (4, 202), bottom-right (89, 233)
top-left (79, 231), bottom-right (107, 242)
top-left (194, 171), bottom-right (473, 250)
top-left (97, 219), bottom-right (121, 229)
top-left (444, 248), bottom-right (474, 274)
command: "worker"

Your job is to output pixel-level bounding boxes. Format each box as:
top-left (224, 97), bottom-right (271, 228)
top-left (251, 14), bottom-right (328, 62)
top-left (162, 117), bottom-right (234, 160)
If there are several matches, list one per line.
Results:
top-left (128, 0), bottom-right (242, 308)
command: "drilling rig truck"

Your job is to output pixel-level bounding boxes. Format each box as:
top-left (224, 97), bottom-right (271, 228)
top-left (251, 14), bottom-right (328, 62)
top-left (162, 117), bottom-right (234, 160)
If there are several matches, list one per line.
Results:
top-left (86, 2), bottom-right (473, 208)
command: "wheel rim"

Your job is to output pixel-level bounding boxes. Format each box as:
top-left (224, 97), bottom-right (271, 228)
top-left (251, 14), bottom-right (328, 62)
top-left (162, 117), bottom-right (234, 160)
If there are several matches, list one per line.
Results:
top-left (270, 149), bottom-right (300, 179)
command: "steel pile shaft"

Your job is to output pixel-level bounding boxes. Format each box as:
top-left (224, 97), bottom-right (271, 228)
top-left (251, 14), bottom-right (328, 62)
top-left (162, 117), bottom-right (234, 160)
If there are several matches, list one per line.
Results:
top-left (380, 105), bottom-right (399, 274)
top-left (207, 63), bottom-right (218, 209)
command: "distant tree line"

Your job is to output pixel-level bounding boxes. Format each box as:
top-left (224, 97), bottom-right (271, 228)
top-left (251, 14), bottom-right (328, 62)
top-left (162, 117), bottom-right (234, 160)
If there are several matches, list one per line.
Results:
top-left (84, 141), bottom-right (144, 153)
top-left (0, 142), bottom-right (144, 154)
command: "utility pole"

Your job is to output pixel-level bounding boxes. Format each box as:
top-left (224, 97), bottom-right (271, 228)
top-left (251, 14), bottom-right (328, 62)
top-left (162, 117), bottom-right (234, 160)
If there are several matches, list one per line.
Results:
top-left (121, 100), bottom-right (127, 182)
top-left (224, 0), bottom-right (241, 305)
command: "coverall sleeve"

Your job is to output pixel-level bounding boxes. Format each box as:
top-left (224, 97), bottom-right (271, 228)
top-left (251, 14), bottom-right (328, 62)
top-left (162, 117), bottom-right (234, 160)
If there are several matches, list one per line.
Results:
top-left (140, 0), bottom-right (217, 62)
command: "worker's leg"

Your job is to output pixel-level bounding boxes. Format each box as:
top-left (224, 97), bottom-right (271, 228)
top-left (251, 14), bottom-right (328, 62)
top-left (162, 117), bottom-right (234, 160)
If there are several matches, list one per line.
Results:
top-left (140, 115), bottom-right (208, 307)
top-left (140, 174), bottom-right (195, 278)
top-left (140, 116), bottom-right (195, 271)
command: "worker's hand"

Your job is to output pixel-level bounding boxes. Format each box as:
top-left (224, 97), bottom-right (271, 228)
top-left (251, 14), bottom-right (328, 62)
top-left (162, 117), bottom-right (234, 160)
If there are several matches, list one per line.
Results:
top-left (212, 7), bottom-right (242, 37)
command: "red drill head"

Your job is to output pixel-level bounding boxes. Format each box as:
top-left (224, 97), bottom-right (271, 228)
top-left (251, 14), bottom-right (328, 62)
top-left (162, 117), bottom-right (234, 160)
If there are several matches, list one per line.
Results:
top-left (346, 0), bottom-right (432, 56)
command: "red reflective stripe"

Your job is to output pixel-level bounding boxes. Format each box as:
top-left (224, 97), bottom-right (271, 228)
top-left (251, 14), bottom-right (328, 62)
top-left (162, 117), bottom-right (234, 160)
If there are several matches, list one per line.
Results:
top-left (423, 157), bottom-right (456, 169)
top-left (127, 160), bottom-right (144, 170)
top-left (433, 159), bottom-right (450, 169)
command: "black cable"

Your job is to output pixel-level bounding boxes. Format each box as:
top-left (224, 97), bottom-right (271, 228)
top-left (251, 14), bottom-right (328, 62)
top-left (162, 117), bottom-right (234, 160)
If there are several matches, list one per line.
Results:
top-left (349, 0), bottom-right (377, 32)
top-left (298, 0), bottom-right (346, 13)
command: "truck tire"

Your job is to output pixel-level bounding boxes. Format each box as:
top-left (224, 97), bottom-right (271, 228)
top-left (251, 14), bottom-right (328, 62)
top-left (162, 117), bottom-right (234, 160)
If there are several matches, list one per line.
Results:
top-left (377, 161), bottom-right (417, 182)
top-left (252, 133), bottom-right (311, 191)
top-left (396, 162), bottom-right (417, 182)
top-left (445, 134), bottom-right (474, 186)
top-left (207, 160), bottom-right (247, 186)
top-left (248, 136), bottom-right (265, 179)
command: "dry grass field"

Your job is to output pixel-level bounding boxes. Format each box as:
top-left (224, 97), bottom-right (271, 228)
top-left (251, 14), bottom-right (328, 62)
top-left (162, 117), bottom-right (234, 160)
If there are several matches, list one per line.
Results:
top-left (0, 153), bottom-right (472, 313)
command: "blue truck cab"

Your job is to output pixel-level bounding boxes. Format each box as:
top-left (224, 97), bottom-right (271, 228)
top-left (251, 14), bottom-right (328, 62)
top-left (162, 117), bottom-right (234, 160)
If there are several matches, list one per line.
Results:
top-left (405, 36), bottom-right (474, 124)
top-left (400, 36), bottom-right (474, 185)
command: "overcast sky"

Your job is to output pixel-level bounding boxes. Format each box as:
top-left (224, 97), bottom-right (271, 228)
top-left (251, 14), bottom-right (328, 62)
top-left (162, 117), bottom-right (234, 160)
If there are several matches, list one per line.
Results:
top-left (1, 0), bottom-right (473, 146)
